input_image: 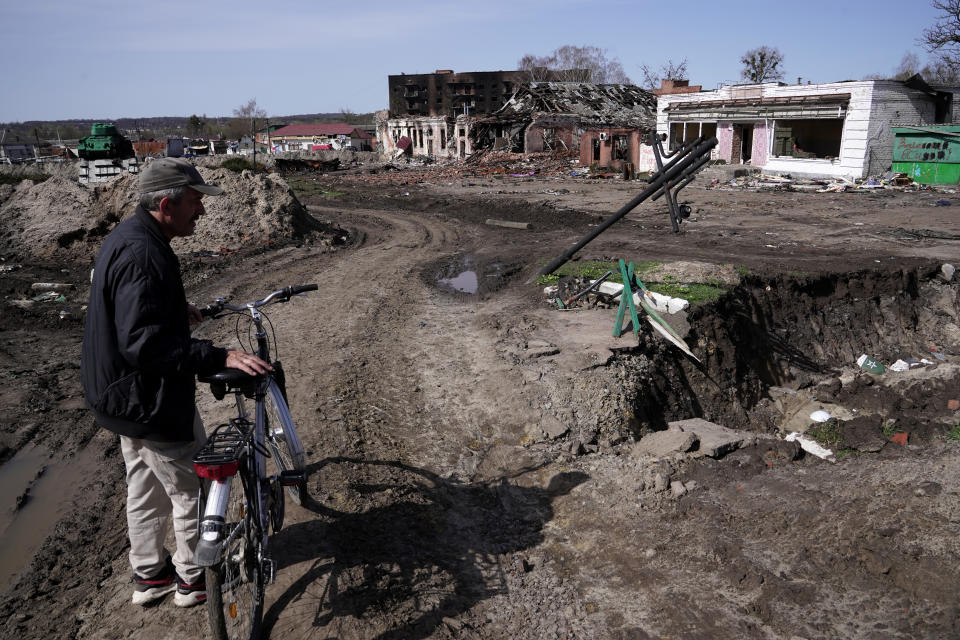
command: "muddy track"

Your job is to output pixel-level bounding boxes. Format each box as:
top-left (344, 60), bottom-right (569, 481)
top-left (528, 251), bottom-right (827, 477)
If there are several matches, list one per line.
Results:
top-left (3, 173), bottom-right (960, 640)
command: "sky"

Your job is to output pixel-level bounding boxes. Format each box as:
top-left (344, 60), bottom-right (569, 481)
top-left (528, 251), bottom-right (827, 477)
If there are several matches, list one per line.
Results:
top-left (0, 0), bottom-right (947, 122)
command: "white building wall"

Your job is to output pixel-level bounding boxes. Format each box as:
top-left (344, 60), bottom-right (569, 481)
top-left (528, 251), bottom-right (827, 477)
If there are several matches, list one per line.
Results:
top-left (656, 81), bottom-right (888, 179)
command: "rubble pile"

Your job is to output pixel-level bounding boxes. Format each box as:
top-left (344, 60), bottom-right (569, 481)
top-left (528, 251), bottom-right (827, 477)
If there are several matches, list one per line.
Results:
top-left (705, 170), bottom-right (956, 194)
top-left (0, 163), bottom-right (328, 262)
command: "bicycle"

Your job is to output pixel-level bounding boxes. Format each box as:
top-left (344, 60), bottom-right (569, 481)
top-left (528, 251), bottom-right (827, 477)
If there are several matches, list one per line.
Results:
top-left (191, 284), bottom-right (316, 640)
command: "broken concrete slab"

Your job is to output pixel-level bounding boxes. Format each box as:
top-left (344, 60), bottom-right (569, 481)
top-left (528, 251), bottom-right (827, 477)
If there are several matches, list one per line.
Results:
top-left (632, 430), bottom-right (699, 458)
top-left (668, 417), bottom-right (749, 458)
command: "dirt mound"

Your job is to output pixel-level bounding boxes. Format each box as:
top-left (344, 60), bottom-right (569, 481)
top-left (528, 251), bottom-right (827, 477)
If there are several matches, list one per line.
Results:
top-left (0, 163), bottom-right (325, 262)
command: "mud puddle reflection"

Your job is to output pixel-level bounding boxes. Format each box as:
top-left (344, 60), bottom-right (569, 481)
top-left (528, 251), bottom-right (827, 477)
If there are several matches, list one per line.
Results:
top-left (430, 254), bottom-right (517, 295)
top-left (0, 444), bottom-right (98, 591)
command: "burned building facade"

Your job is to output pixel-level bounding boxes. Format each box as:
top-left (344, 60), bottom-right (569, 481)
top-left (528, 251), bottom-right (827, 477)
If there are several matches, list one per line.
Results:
top-left (470, 82), bottom-right (657, 170)
top-left (380, 69), bottom-right (593, 160)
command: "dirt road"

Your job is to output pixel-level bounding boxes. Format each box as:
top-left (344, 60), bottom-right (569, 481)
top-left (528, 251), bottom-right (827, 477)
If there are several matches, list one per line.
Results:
top-left (2, 164), bottom-right (960, 639)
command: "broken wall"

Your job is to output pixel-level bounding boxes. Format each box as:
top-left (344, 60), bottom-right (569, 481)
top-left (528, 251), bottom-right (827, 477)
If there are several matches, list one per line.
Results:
top-left (524, 116), bottom-right (579, 153)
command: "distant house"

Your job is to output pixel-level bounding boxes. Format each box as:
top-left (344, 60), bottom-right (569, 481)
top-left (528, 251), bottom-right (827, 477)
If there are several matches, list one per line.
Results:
top-left (656, 75), bottom-right (960, 179)
top-left (267, 123), bottom-right (372, 152)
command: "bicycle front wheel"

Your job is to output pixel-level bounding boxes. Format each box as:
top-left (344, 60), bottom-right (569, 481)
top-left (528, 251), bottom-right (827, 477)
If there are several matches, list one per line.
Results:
top-left (262, 379), bottom-right (307, 505)
top-left (206, 477), bottom-right (264, 640)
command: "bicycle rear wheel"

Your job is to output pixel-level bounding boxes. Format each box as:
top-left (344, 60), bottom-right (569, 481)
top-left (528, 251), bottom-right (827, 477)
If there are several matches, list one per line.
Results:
top-left (262, 380), bottom-right (307, 505)
top-left (206, 475), bottom-right (264, 640)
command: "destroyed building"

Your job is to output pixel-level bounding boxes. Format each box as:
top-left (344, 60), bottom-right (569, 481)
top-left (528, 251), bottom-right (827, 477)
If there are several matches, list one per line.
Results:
top-left (657, 75), bottom-right (960, 179)
top-left (471, 82), bottom-right (657, 171)
top-left (380, 68), bottom-right (591, 160)
top-left (379, 79), bottom-right (657, 166)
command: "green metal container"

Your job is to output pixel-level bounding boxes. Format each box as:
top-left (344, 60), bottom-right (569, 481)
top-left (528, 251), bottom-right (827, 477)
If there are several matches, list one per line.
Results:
top-left (891, 125), bottom-right (960, 184)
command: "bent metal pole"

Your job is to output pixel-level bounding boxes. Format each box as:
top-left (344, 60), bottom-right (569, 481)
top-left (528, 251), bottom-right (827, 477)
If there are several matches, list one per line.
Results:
top-left (533, 136), bottom-right (718, 280)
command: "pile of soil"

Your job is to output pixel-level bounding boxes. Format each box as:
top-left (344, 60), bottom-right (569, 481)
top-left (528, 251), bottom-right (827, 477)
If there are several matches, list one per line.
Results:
top-left (0, 162), bottom-right (329, 263)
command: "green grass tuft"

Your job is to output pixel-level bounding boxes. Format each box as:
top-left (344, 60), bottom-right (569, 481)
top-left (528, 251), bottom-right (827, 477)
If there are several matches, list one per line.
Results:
top-left (947, 423), bottom-right (960, 442)
top-left (807, 420), bottom-right (843, 449)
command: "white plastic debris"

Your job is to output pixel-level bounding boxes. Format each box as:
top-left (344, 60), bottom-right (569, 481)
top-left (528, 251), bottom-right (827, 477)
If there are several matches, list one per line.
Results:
top-left (596, 282), bottom-right (689, 314)
top-left (810, 410), bottom-right (831, 423)
top-left (889, 359), bottom-right (910, 372)
top-left (785, 432), bottom-right (835, 461)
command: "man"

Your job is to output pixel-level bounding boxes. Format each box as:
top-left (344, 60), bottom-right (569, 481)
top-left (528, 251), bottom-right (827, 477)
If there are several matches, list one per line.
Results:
top-left (81, 158), bottom-right (271, 607)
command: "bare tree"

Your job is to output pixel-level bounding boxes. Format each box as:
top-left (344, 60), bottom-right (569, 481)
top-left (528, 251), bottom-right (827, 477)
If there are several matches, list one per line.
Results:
top-left (920, 1), bottom-right (960, 80)
top-left (894, 51), bottom-right (923, 80)
top-left (865, 50), bottom-right (960, 83)
top-left (518, 45), bottom-right (631, 84)
top-left (638, 58), bottom-right (689, 90)
top-left (227, 98), bottom-right (267, 139)
top-left (739, 46), bottom-right (784, 83)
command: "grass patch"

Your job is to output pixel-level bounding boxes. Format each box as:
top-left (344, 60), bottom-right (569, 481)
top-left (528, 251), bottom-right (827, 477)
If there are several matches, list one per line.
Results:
top-left (0, 172), bottom-right (49, 186)
top-left (947, 423), bottom-right (960, 442)
top-left (535, 259), bottom-right (660, 285)
top-left (807, 420), bottom-right (843, 449)
top-left (220, 157), bottom-right (264, 173)
top-left (318, 190), bottom-right (344, 198)
top-left (646, 282), bottom-right (727, 305)
top-left (881, 420), bottom-right (897, 438)
top-left (536, 259), bottom-right (728, 305)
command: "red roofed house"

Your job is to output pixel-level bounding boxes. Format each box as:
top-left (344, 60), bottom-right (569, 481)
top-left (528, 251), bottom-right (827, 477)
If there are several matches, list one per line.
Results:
top-left (266, 123), bottom-right (373, 152)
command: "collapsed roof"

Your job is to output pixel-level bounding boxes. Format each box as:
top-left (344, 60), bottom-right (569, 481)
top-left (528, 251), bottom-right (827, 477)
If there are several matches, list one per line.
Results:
top-left (487, 82), bottom-right (657, 129)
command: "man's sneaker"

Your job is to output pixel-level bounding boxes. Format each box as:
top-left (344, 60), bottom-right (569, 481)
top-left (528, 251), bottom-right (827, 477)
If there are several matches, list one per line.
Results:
top-left (174, 575), bottom-right (206, 608)
top-left (131, 557), bottom-right (176, 605)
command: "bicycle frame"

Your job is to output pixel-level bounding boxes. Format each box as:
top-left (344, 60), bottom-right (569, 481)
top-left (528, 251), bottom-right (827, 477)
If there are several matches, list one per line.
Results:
top-left (193, 285), bottom-right (315, 570)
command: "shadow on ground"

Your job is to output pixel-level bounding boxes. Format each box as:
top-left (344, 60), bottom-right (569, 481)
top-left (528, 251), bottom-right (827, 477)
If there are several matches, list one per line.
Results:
top-left (263, 457), bottom-right (587, 639)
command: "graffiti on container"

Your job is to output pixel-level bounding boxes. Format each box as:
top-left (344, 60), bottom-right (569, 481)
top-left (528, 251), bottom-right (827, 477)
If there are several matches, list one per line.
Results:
top-left (895, 138), bottom-right (955, 162)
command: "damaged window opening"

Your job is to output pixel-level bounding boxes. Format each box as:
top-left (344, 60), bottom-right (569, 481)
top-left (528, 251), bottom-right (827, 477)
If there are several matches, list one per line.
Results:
top-left (773, 119), bottom-right (843, 159)
top-left (542, 128), bottom-right (556, 151)
top-left (670, 121), bottom-right (716, 150)
top-left (613, 135), bottom-right (629, 160)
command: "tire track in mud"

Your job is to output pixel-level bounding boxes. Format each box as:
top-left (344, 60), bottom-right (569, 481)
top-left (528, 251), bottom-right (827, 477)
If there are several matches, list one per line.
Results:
top-left (185, 205), bottom-right (551, 639)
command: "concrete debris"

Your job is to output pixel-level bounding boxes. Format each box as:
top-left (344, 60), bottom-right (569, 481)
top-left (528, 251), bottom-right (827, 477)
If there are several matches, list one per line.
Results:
top-left (667, 418), bottom-right (751, 458)
top-left (786, 432), bottom-right (835, 460)
top-left (632, 430), bottom-right (699, 458)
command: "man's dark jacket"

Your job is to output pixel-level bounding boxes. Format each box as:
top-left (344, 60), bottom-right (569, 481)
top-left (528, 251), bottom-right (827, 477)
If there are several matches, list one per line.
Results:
top-left (82, 207), bottom-right (227, 442)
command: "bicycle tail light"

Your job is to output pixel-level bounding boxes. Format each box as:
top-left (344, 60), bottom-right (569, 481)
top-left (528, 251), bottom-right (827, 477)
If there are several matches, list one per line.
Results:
top-left (194, 460), bottom-right (239, 480)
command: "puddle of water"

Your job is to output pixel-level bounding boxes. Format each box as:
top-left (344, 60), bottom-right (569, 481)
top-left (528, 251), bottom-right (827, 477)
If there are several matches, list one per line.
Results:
top-left (0, 444), bottom-right (98, 591)
top-left (438, 270), bottom-right (479, 293)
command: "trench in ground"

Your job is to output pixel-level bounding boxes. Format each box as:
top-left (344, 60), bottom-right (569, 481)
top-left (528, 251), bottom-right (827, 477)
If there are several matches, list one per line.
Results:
top-left (627, 265), bottom-right (959, 446)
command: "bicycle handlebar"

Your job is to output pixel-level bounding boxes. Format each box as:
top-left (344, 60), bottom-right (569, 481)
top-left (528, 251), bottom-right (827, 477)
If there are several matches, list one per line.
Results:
top-left (200, 283), bottom-right (318, 318)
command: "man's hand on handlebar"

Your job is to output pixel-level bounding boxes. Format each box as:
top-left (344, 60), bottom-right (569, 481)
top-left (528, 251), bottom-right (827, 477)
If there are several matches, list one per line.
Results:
top-left (225, 350), bottom-right (273, 376)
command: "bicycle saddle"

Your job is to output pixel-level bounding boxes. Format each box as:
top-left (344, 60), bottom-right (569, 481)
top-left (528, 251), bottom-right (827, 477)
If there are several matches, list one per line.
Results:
top-left (199, 368), bottom-right (264, 400)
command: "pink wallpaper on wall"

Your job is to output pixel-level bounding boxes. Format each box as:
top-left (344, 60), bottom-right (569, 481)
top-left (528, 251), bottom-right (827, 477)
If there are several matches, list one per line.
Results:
top-left (717, 124), bottom-right (733, 163)
top-left (752, 122), bottom-right (769, 166)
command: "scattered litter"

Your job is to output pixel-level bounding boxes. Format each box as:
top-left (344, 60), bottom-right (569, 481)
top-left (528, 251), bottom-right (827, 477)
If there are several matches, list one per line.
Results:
top-left (889, 359), bottom-right (910, 372)
top-left (935, 199), bottom-right (952, 206)
top-left (810, 410), bottom-right (832, 423)
top-left (928, 346), bottom-right (945, 360)
top-left (857, 354), bottom-right (886, 374)
top-left (948, 399), bottom-right (959, 410)
top-left (890, 432), bottom-right (909, 446)
top-left (785, 432), bottom-right (834, 461)
top-left (58, 309), bottom-right (72, 320)
top-left (31, 292), bottom-right (66, 303)
top-left (942, 264), bottom-right (955, 282)
top-left (30, 282), bottom-right (74, 291)
top-left (0, 263), bottom-right (22, 272)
